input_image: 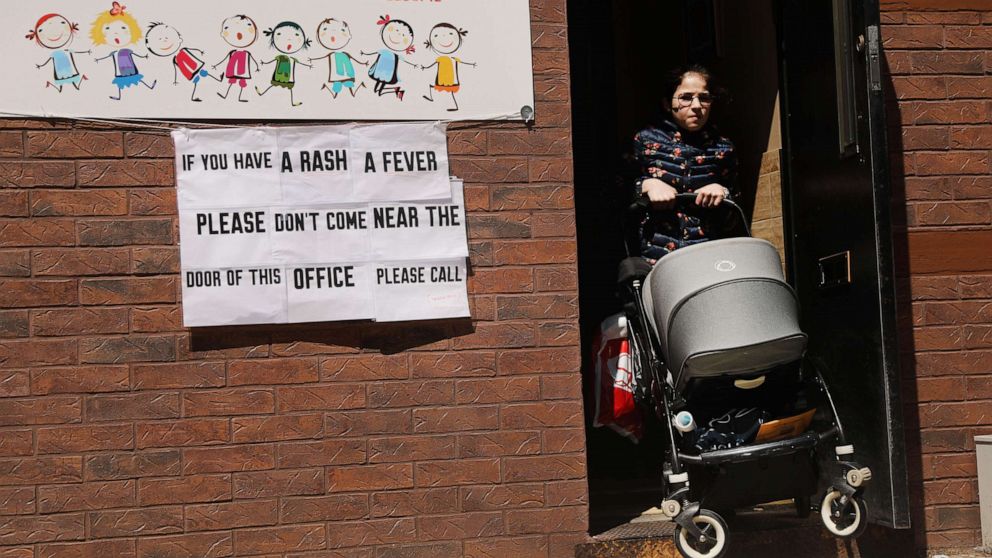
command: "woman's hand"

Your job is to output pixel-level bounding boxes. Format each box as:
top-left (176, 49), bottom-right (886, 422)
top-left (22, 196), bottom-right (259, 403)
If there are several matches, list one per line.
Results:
top-left (641, 178), bottom-right (678, 209)
top-left (695, 184), bottom-right (729, 207)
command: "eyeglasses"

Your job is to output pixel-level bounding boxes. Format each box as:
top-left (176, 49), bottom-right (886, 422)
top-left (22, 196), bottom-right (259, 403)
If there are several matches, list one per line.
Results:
top-left (674, 92), bottom-right (714, 108)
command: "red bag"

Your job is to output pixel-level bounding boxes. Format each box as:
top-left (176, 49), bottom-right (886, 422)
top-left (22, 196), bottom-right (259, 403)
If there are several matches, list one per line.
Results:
top-left (592, 313), bottom-right (643, 442)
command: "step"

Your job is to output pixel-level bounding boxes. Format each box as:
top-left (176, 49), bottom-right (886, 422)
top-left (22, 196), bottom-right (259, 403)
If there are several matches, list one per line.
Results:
top-left (576, 506), bottom-right (919, 558)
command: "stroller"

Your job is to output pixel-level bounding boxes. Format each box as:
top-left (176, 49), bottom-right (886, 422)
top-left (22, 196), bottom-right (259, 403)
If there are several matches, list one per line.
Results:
top-left (619, 194), bottom-right (873, 558)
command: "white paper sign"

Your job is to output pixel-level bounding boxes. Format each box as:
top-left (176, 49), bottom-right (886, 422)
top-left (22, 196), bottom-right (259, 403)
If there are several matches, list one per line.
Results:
top-left (370, 179), bottom-right (468, 261)
top-left (2, 1), bottom-right (534, 121)
top-left (287, 264), bottom-right (375, 323)
top-left (175, 123), bottom-right (470, 327)
top-left (178, 208), bottom-right (274, 268)
top-left (350, 122), bottom-right (451, 201)
top-left (173, 123), bottom-right (449, 208)
top-left (278, 126), bottom-right (353, 204)
top-left (373, 260), bottom-right (470, 323)
top-left (270, 205), bottom-right (372, 265)
top-left (181, 266), bottom-right (286, 327)
top-left (175, 128), bottom-right (281, 210)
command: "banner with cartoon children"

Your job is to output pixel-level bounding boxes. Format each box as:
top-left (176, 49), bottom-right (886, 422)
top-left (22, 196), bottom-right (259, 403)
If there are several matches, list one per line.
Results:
top-left (5, 1), bottom-right (534, 121)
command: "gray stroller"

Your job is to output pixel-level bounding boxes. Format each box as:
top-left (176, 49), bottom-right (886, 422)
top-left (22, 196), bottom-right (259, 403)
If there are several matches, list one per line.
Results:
top-left (620, 194), bottom-right (873, 558)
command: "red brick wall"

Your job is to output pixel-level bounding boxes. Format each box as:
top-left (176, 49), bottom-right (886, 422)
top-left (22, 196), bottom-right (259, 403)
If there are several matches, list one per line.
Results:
top-left (0, 2), bottom-right (586, 557)
top-left (883, 2), bottom-right (992, 553)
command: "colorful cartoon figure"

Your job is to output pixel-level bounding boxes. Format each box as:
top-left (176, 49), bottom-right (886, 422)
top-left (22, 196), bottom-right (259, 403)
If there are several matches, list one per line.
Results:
top-left (28, 13), bottom-right (90, 92)
top-left (309, 18), bottom-right (367, 99)
top-left (420, 23), bottom-right (476, 111)
top-left (145, 22), bottom-right (221, 102)
top-left (361, 15), bottom-right (417, 100)
top-left (213, 15), bottom-right (260, 102)
top-left (256, 21), bottom-right (313, 107)
top-left (91, 2), bottom-right (156, 100)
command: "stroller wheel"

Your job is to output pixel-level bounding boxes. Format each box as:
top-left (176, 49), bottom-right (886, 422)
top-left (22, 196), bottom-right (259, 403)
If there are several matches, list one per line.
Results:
top-left (674, 509), bottom-right (729, 558)
top-left (819, 490), bottom-right (868, 539)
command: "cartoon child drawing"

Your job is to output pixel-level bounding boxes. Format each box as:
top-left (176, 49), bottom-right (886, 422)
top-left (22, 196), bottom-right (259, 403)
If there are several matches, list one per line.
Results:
top-left (91, 2), bottom-right (156, 100)
top-left (145, 22), bottom-right (221, 102)
top-left (213, 15), bottom-right (260, 102)
top-left (256, 21), bottom-right (313, 107)
top-left (421, 23), bottom-right (476, 112)
top-left (28, 13), bottom-right (90, 92)
top-left (309, 18), bottom-right (367, 99)
top-left (361, 15), bottom-right (417, 100)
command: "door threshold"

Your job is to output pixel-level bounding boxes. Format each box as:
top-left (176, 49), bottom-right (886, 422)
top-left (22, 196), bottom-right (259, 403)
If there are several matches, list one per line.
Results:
top-left (577, 503), bottom-right (894, 558)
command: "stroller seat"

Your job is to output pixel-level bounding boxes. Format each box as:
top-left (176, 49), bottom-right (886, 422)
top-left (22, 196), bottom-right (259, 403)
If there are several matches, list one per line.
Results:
top-left (641, 238), bottom-right (807, 389)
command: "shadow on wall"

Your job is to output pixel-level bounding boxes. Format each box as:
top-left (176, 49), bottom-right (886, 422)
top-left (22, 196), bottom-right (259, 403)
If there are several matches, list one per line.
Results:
top-left (882, 58), bottom-right (926, 555)
top-left (186, 318), bottom-right (475, 356)
top-left (185, 262), bottom-right (487, 355)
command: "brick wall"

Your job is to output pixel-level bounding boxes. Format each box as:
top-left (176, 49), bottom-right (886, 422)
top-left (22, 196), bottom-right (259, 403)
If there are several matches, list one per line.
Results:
top-left (883, 0), bottom-right (992, 553)
top-left (0, 2), bottom-right (587, 557)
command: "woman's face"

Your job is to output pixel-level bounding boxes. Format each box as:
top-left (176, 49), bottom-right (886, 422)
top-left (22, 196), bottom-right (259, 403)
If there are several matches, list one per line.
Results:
top-left (670, 72), bottom-right (711, 132)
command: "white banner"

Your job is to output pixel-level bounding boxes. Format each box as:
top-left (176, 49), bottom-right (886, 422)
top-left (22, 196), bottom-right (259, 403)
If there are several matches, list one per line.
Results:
top-left (176, 124), bottom-right (469, 327)
top-left (3, 1), bottom-right (534, 121)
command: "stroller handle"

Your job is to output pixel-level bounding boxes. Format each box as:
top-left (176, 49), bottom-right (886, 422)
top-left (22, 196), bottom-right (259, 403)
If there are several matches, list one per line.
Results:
top-left (628, 193), bottom-right (751, 238)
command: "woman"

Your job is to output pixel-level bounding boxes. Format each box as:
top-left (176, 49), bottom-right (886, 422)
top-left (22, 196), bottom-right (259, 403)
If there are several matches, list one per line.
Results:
top-left (632, 64), bottom-right (737, 263)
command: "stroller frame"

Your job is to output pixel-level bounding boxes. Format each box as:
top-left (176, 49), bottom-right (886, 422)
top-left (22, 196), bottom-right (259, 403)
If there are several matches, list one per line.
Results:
top-left (619, 194), bottom-right (874, 558)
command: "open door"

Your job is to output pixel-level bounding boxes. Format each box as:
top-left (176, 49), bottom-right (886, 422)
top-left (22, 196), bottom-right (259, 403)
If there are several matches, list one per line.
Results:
top-left (779, 0), bottom-right (911, 528)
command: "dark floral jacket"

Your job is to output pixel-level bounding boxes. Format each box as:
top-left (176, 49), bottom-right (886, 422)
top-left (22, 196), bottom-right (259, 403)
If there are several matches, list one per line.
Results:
top-left (632, 119), bottom-right (738, 262)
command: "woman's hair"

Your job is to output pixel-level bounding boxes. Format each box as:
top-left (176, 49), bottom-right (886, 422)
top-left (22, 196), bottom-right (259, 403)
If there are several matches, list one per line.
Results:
top-left (265, 21), bottom-right (311, 50)
top-left (663, 64), bottom-right (731, 112)
top-left (424, 23), bottom-right (467, 53)
top-left (26, 14), bottom-right (80, 46)
top-left (90, 3), bottom-right (142, 46)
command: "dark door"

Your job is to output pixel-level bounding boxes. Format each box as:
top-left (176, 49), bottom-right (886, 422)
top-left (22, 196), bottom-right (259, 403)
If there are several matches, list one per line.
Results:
top-left (779, 0), bottom-right (910, 527)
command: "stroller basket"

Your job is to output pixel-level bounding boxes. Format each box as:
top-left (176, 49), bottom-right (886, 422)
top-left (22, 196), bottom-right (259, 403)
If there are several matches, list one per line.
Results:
top-left (641, 238), bottom-right (808, 388)
top-left (679, 427), bottom-right (839, 466)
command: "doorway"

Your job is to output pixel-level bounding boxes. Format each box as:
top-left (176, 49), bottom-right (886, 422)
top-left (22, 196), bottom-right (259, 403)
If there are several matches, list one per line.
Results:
top-left (568, 0), bottom-right (786, 532)
top-left (568, 0), bottom-right (909, 536)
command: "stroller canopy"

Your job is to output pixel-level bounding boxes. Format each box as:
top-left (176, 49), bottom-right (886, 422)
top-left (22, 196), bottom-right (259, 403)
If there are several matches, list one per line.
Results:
top-left (641, 238), bottom-right (807, 388)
